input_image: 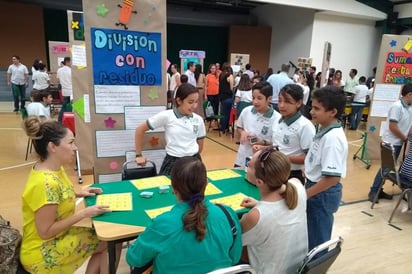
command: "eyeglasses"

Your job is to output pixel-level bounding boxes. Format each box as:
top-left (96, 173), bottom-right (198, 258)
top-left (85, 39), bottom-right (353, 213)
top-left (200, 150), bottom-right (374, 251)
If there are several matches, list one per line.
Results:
top-left (258, 146), bottom-right (279, 171)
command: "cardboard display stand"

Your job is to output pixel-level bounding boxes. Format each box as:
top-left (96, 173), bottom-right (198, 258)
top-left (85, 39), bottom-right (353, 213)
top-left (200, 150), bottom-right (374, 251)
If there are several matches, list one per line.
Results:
top-left (367, 34), bottom-right (412, 160)
top-left (179, 50), bottom-right (205, 74)
top-left (73, 0), bottom-right (167, 181)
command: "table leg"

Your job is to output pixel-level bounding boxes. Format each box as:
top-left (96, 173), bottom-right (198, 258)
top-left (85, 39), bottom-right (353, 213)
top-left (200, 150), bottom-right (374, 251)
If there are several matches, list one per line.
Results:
top-left (108, 241), bottom-right (117, 274)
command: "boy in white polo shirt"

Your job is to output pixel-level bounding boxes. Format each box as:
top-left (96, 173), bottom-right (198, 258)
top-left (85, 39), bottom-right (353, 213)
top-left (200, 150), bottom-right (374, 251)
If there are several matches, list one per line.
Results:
top-left (304, 86), bottom-right (347, 254)
top-left (235, 81), bottom-right (280, 167)
top-left (368, 83), bottom-right (412, 202)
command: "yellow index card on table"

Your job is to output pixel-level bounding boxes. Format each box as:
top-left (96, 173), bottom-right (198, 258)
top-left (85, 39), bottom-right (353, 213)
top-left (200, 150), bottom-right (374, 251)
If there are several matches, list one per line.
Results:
top-left (210, 193), bottom-right (247, 211)
top-left (207, 169), bottom-right (241, 181)
top-left (131, 176), bottom-right (171, 190)
top-left (145, 206), bottom-right (173, 219)
top-left (96, 193), bottom-right (132, 211)
top-left (205, 182), bottom-right (222, 196)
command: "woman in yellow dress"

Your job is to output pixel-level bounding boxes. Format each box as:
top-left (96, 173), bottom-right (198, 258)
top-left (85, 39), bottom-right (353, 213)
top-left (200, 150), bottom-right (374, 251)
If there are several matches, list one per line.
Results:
top-left (20, 116), bottom-right (111, 273)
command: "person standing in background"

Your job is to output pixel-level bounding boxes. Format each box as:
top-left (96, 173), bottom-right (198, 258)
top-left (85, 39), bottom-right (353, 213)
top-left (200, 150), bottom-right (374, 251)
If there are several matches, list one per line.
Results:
top-left (7, 55), bottom-right (29, 113)
top-left (244, 64), bottom-right (254, 80)
top-left (194, 64), bottom-right (206, 118)
top-left (57, 57), bottom-right (72, 122)
top-left (204, 64), bottom-right (220, 115)
top-left (32, 63), bottom-right (50, 91)
top-left (185, 62), bottom-right (196, 87)
top-left (218, 63), bottom-right (234, 135)
top-left (343, 68), bottom-right (359, 95)
top-left (267, 64), bottom-right (293, 111)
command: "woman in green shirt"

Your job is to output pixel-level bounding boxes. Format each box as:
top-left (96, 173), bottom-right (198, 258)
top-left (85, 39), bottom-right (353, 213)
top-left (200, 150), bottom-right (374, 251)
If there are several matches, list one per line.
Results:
top-left (126, 157), bottom-right (242, 274)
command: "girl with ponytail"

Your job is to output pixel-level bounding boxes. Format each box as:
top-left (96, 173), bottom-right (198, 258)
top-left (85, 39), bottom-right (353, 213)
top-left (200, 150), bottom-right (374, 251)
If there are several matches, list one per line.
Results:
top-left (126, 157), bottom-right (242, 273)
top-left (240, 147), bottom-right (308, 274)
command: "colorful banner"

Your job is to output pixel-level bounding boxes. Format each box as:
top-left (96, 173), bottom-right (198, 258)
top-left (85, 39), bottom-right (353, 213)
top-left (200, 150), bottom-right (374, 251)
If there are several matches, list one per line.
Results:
top-left (91, 27), bottom-right (161, 85)
top-left (71, 11), bottom-right (84, 41)
top-left (382, 52), bottom-right (412, 84)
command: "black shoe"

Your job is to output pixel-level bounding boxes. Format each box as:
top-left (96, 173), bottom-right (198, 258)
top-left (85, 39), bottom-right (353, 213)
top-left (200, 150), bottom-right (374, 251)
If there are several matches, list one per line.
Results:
top-left (378, 190), bottom-right (393, 200)
top-left (13, 109), bottom-right (18, 112)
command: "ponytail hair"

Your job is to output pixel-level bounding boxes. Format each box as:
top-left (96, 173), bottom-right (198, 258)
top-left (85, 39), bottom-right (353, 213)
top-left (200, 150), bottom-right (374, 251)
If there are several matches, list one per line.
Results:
top-left (281, 180), bottom-right (298, 210)
top-left (171, 156), bottom-right (208, 241)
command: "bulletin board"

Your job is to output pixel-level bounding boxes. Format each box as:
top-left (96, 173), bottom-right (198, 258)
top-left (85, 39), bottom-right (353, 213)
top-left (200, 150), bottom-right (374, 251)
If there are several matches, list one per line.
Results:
top-left (79, 0), bottom-right (167, 181)
top-left (367, 34), bottom-right (412, 160)
top-left (230, 53), bottom-right (250, 72)
top-left (47, 41), bottom-right (70, 84)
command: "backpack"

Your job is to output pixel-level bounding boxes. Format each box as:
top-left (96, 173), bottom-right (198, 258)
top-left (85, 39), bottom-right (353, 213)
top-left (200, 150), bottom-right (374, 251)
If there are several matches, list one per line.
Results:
top-left (0, 215), bottom-right (22, 274)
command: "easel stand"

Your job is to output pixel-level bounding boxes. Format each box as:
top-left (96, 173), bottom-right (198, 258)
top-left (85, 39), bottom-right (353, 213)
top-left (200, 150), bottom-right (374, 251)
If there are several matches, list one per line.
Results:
top-left (353, 132), bottom-right (371, 169)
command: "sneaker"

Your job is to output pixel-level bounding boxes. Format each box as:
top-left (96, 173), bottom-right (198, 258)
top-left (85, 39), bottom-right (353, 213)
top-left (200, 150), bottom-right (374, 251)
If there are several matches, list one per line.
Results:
top-left (378, 190), bottom-right (393, 200)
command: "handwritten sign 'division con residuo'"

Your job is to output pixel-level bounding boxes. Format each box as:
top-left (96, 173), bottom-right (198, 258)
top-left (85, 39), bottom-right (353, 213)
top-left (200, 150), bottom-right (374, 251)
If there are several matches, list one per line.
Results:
top-left (91, 28), bottom-right (161, 86)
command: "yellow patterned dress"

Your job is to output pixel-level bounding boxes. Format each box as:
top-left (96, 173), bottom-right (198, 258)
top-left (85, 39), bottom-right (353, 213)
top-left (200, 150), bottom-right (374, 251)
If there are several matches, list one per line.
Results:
top-left (20, 166), bottom-right (99, 273)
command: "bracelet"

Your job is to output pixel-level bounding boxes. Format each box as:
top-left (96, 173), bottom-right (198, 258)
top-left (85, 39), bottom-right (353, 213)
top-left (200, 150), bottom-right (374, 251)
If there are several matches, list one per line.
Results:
top-left (136, 153), bottom-right (142, 157)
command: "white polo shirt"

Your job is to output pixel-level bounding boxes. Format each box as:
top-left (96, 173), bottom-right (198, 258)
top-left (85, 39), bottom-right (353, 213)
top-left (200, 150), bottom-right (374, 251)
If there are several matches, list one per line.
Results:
top-left (32, 71), bottom-right (50, 90)
top-left (305, 123), bottom-right (348, 183)
top-left (57, 65), bottom-right (72, 97)
top-left (272, 112), bottom-right (315, 171)
top-left (147, 108), bottom-right (206, 157)
top-left (7, 63), bottom-right (28, 85)
top-left (26, 102), bottom-right (51, 120)
top-left (235, 106), bottom-right (281, 166)
top-left (383, 99), bottom-right (412, 146)
top-left (352, 84), bottom-right (369, 103)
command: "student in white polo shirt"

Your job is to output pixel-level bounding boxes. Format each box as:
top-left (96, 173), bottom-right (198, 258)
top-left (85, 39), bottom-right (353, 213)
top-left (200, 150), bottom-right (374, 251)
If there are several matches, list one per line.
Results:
top-left (304, 86), bottom-right (347, 255)
top-left (26, 90), bottom-right (53, 120)
top-left (235, 81), bottom-right (280, 167)
top-left (135, 83), bottom-right (206, 175)
top-left (368, 83), bottom-right (412, 202)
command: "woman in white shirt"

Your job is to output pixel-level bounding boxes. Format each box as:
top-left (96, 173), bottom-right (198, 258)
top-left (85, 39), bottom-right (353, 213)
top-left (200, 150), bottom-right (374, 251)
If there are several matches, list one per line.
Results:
top-left (240, 148), bottom-right (308, 274)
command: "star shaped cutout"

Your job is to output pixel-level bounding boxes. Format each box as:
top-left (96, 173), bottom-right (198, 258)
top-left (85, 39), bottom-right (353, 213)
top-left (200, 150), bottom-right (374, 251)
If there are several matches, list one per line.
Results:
top-left (150, 136), bottom-right (160, 146)
top-left (148, 89), bottom-right (159, 100)
top-left (369, 125), bottom-right (376, 132)
top-left (96, 4), bottom-right (109, 17)
top-left (390, 40), bottom-right (397, 47)
top-left (104, 117), bottom-right (116, 128)
top-left (71, 20), bottom-right (79, 29)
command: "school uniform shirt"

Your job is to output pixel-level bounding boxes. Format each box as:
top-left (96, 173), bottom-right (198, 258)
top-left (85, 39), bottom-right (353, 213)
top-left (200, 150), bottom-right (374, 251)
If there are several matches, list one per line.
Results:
top-left (242, 178), bottom-right (308, 274)
top-left (32, 71), bottom-right (50, 90)
top-left (26, 102), bottom-right (51, 120)
top-left (235, 89), bottom-right (252, 103)
top-left (235, 106), bottom-right (280, 166)
top-left (383, 98), bottom-right (412, 146)
top-left (185, 70), bottom-right (196, 87)
top-left (56, 65), bottom-right (72, 97)
top-left (126, 201), bottom-right (242, 274)
top-left (272, 112), bottom-right (315, 171)
top-left (7, 63), bottom-right (28, 85)
top-left (147, 108), bottom-right (206, 157)
top-left (352, 84), bottom-right (369, 103)
top-left (305, 122), bottom-right (348, 183)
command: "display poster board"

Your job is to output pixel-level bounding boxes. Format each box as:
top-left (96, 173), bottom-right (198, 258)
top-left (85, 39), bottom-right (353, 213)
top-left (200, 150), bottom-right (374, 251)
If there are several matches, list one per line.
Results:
top-left (179, 50), bottom-right (205, 74)
top-left (230, 53), bottom-right (250, 73)
top-left (47, 41), bottom-right (70, 84)
top-left (367, 34), bottom-right (412, 160)
top-left (297, 57), bottom-right (313, 71)
top-left (77, 1), bottom-right (166, 180)
top-left (320, 42), bottom-right (331, 87)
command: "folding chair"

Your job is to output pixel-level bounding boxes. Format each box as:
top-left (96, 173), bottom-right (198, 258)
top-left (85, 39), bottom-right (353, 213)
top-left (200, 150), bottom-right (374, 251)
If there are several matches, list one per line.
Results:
top-left (122, 160), bottom-right (157, 181)
top-left (20, 108), bottom-right (33, 161)
top-left (370, 142), bottom-right (412, 223)
top-left (207, 264), bottom-right (257, 274)
top-left (296, 236), bottom-right (343, 274)
top-left (203, 101), bottom-right (223, 136)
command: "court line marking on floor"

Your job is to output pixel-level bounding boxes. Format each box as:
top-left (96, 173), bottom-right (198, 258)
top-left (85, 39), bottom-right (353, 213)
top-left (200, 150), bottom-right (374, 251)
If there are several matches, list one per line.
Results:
top-left (0, 161), bottom-right (35, 171)
top-left (0, 127), bottom-right (23, 130)
top-left (206, 136), bottom-right (238, 153)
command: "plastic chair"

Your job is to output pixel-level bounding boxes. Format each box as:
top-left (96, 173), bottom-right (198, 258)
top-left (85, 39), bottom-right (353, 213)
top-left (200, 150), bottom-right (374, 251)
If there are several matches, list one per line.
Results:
top-left (296, 236), bottom-right (343, 274)
top-left (122, 160), bottom-right (157, 180)
top-left (203, 101), bottom-right (223, 136)
top-left (371, 142), bottom-right (412, 223)
top-left (207, 264), bottom-right (257, 274)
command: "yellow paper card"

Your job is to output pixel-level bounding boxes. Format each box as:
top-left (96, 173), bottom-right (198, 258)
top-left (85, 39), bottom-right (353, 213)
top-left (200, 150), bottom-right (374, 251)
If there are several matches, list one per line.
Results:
top-left (145, 206), bottom-right (173, 219)
top-left (131, 176), bottom-right (171, 190)
top-left (205, 183), bottom-right (222, 196)
top-left (210, 193), bottom-right (246, 211)
top-left (96, 193), bottom-right (132, 211)
top-left (207, 169), bottom-right (241, 181)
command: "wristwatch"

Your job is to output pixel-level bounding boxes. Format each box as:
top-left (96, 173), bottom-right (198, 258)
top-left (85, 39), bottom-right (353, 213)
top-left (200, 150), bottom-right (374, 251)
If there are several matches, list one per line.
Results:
top-left (136, 153), bottom-right (142, 157)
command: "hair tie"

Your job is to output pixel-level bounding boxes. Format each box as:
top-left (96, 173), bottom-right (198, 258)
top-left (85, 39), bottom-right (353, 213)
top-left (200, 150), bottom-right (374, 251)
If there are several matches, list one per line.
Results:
top-left (188, 193), bottom-right (204, 208)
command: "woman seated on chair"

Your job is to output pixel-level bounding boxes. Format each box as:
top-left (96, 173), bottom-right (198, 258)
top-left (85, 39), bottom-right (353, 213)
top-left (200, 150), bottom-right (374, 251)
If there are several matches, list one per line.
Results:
top-left (20, 117), bottom-right (121, 273)
top-left (240, 147), bottom-right (308, 274)
top-left (126, 157), bottom-right (242, 273)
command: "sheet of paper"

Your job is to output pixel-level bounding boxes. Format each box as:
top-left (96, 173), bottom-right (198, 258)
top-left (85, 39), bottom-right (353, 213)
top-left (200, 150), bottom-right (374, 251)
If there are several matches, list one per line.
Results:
top-left (72, 44), bottom-right (87, 67)
top-left (98, 173), bottom-right (122, 183)
top-left (207, 169), bottom-right (241, 181)
top-left (124, 106), bottom-right (166, 131)
top-left (125, 150), bottom-right (166, 174)
top-left (379, 121), bottom-right (388, 137)
top-left (210, 193), bottom-right (247, 211)
top-left (131, 176), bottom-right (171, 190)
top-left (370, 100), bottom-right (394, 117)
top-left (372, 84), bottom-right (401, 101)
top-left (83, 94), bottom-right (91, 123)
top-left (96, 193), bottom-right (132, 211)
top-left (96, 130), bottom-right (135, 157)
top-left (205, 183), bottom-right (222, 196)
top-left (94, 85), bottom-right (140, 113)
top-left (145, 205), bottom-right (173, 219)
top-left (57, 57), bottom-right (65, 68)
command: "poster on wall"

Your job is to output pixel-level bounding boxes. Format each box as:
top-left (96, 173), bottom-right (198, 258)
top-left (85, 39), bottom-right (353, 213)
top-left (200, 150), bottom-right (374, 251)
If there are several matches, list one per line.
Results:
top-left (179, 50), bottom-right (205, 73)
top-left (70, 11), bottom-right (84, 41)
top-left (320, 42), bottom-right (332, 87)
top-left (230, 53), bottom-right (250, 72)
top-left (381, 51), bottom-right (412, 84)
top-left (297, 57), bottom-right (313, 71)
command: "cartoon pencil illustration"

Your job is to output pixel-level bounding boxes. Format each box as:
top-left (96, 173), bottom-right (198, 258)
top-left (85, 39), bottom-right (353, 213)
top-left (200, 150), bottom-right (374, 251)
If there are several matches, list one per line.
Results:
top-left (402, 37), bottom-right (412, 53)
top-left (116, 0), bottom-right (137, 30)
